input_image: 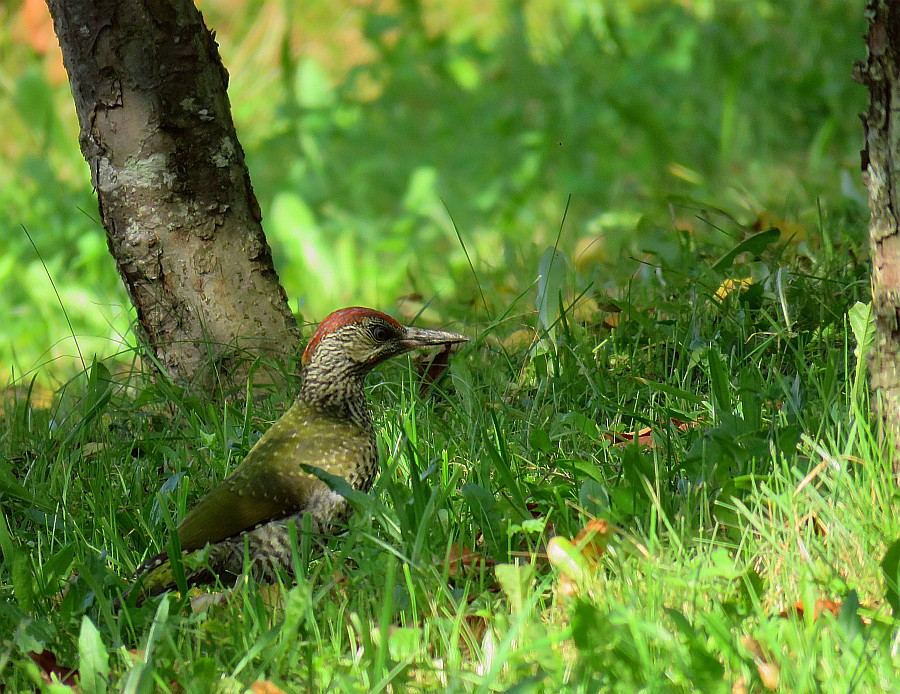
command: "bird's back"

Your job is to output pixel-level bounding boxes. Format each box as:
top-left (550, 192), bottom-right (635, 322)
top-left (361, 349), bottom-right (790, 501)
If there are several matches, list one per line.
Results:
top-left (176, 399), bottom-right (377, 551)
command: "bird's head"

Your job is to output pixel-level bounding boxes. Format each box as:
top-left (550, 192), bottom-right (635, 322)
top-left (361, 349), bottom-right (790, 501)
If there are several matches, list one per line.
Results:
top-left (300, 308), bottom-right (468, 402)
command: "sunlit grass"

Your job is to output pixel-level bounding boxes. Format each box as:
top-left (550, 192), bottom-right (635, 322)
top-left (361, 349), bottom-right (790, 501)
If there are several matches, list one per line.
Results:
top-left (3, 221), bottom-right (896, 689)
top-left (0, 0), bottom-right (891, 690)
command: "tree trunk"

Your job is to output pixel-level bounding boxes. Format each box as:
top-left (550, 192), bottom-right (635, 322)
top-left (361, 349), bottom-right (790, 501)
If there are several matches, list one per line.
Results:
top-left (860, 0), bottom-right (900, 473)
top-left (44, 0), bottom-right (298, 393)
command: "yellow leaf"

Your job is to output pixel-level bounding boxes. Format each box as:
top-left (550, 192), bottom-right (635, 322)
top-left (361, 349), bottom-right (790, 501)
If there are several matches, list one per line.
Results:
top-left (713, 277), bottom-right (753, 303)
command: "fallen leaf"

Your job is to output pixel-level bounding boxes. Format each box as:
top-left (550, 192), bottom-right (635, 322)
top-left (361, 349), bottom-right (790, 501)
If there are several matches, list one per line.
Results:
top-left (464, 614), bottom-right (488, 641)
top-left (500, 328), bottom-right (538, 353)
top-left (672, 215), bottom-right (698, 233)
top-left (795, 511), bottom-right (829, 537)
top-left (189, 590), bottom-right (229, 614)
top-left (603, 419), bottom-right (697, 449)
top-left (251, 682), bottom-right (288, 694)
top-left (739, 636), bottom-right (779, 691)
top-left (779, 598), bottom-right (841, 620)
top-left (713, 277), bottom-right (754, 303)
top-left (417, 344), bottom-right (456, 397)
top-left (446, 544), bottom-right (493, 578)
top-left (574, 235), bottom-right (607, 271)
top-left (556, 573), bottom-right (579, 600)
top-left (572, 519), bottom-right (611, 564)
top-left (28, 650), bottom-right (78, 687)
top-left (570, 296), bottom-right (599, 324)
top-left (751, 212), bottom-right (808, 244)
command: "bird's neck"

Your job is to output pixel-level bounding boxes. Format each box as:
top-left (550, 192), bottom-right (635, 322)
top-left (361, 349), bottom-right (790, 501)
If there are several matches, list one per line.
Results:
top-left (298, 362), bottom-right (373, 431)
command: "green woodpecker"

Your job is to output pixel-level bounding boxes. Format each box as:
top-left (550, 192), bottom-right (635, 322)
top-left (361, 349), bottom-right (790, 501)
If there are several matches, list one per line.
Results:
top-left (127, 307), bottom-right (467, 602)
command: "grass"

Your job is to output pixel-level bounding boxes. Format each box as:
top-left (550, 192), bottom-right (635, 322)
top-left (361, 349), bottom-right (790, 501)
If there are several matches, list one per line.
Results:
top-left (1, 0), bottom-right (896, 690)
top-left (2, 224), bottom-right (898, 691)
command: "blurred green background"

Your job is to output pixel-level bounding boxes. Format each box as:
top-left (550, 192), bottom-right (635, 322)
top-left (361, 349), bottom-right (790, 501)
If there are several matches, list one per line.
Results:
top-left (0, 0), bottom-right (868, 385)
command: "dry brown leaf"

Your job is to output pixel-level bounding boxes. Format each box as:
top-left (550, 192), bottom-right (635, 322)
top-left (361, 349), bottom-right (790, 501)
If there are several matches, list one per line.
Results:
top-left (28, 650), bottom-right (78, 688)
top-left (446, 544), bottom-right (494, 578)
top-left (556, 573), bottom-right (579, 600)
top-left (417, 344), bottom-right (454, 397)
top-left (604, 419), bottom-right (697, 449)
top-left (795, 511), bottom-right (829, 537)
top-left (672, 215), bottom-right (698, 234)
top-left (548, 519), bottom-right (612, 601)
top-left (739, 636), bottom-right (779, 691)
top-left (547, 536), bottom-right (587, 579)
top-left (189, 590), bottom-right (229, 614)
top-left (757, 661), bottom-right (780, 691)
top-left (463, 614), bottom-right (488, 642)
top-left (779, 598), bottom-right (841, 620)
top-left (570, 296), bottom-right (599, 324)
top-left (501, 328), bottom-right (538, 353)
top-left (603, 426), bottom-right (653, 448)
top-left (251, 682), bottom-right (288, 694)
top-left (572, 519), bottom-right (611, 565)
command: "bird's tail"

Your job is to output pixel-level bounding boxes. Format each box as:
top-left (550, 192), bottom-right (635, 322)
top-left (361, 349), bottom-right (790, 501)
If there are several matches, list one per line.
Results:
top-left (116, 546), bottom-right (215, 609)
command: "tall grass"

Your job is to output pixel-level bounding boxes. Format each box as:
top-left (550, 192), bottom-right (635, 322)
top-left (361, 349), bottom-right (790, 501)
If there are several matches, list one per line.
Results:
top-left (2, 219), bottom-right (895, 689)
top-left (1, 0), bottom-right (892, 690)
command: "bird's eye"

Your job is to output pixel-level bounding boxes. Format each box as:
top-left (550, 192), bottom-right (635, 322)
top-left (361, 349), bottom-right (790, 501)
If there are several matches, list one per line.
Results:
top-left (372, 324), bottom-right (393, 342)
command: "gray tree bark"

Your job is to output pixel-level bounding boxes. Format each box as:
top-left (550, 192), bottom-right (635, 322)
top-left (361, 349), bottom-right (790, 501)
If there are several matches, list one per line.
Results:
top-left (859, 0), bottom-right (900, 473)
top-left (44, 0), bottom-right (298, 393)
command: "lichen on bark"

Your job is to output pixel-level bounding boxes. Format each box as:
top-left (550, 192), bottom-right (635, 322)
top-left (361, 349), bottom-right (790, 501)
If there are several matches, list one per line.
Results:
top-left (46, 0), bottom-right (299, 394)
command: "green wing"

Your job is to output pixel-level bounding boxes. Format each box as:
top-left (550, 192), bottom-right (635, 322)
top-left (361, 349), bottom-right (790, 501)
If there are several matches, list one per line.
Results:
top-left (176, 401), bottom-right (374, 551)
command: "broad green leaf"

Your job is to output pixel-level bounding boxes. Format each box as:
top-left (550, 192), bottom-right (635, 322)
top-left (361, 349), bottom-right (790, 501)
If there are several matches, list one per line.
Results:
top-left (0, 509), bottom-right (34, 612)
top-left (495, 563), bottom-right (535, 613)
top-left (711, 227), bottom-right (781, 273)
top-left (528, 428), bottom-right (552, 454)
top-left (461, 483), bottom-right (505, 560)
top-left (881, 539), bottom-right (900, 616)
top-left (570, 599), bottom-right (604, 651)
top-left (849, 302), bottom-right (875, 382)
top-left (37, 543), bottom-right (76, 598)
top-left (739, 367), bottom-right (762, 431)
top-left (78, 616), bottom-right (109, 694)
top-left (579, 479), bottom-right (610, 516)
top-left (706, 348), bottom-right (732, 415)
top-left (536, 247), bottom-right (568, 333)
top-left (838, 590), bottom-right (862, 639)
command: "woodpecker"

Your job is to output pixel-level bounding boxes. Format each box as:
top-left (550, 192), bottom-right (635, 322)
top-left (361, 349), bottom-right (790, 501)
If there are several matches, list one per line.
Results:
top-left (128, 307), bottom-right (467, 602)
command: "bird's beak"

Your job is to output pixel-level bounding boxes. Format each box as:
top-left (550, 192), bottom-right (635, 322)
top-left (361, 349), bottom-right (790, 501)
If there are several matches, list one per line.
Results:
top-left (400, 325), bottom-right (469, 351)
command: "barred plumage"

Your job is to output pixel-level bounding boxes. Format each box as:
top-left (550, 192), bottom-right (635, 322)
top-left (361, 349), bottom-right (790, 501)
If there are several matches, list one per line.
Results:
top-left (126, 307), bottom-right (467, 603)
